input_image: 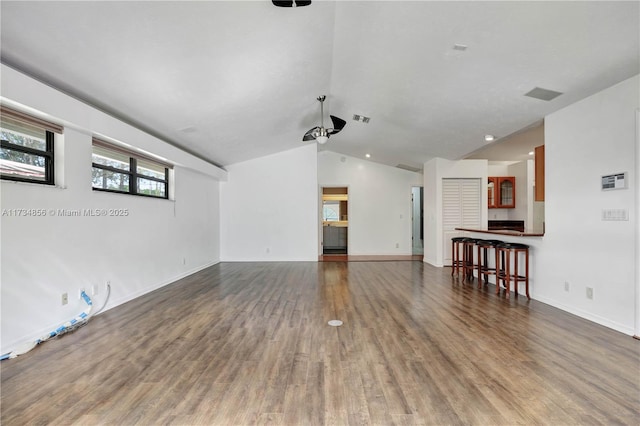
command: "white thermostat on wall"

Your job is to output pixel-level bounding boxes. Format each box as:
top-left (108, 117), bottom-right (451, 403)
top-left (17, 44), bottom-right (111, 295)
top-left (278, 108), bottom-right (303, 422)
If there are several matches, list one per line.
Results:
top-left (601, 172), bottom-right (627, 191)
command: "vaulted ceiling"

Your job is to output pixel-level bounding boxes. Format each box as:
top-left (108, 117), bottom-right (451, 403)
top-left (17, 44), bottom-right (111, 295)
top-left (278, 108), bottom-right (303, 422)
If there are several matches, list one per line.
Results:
top-left (1, 1), bottom-right (638, 170)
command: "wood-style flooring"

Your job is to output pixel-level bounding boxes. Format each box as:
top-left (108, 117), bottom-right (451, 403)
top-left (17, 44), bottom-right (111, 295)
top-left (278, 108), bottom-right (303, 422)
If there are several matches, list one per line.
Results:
top-left (1, 261), bottom-right (639, 425)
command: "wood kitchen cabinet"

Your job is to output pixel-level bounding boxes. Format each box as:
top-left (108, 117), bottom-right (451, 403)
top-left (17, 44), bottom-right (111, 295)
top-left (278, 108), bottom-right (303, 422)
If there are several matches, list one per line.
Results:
top-left (488, 176), bottom-right (516, 208)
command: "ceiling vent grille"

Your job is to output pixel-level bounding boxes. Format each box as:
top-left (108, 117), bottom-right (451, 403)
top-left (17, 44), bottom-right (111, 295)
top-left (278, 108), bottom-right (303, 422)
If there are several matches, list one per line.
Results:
top-left (525, 87), bottom-right (563, 101)
top-left (353, 114), bottom-right (370, 123)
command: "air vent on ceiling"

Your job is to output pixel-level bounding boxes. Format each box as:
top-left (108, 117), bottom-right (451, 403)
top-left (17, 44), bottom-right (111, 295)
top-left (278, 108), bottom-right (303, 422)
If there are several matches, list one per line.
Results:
top-left (453, 44), bottom-right (468, 51)
top-left (353, 114), bottom-right (370, 123)
top-left (396, 164), bottom-right (422, 173)
top-left (524, 87), bottom-right (563, 101)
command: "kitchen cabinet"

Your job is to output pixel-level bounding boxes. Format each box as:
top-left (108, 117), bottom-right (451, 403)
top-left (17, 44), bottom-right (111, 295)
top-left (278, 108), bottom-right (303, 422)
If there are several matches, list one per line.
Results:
top-left (488, 176), bottom-right (516, 209)
top-left (323, 225), bottom-right (347, 251)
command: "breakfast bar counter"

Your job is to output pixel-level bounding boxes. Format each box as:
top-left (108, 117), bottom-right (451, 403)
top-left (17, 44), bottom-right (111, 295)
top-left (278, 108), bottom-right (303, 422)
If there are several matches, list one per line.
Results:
top-left (455, 227), bottom-right (544, 237)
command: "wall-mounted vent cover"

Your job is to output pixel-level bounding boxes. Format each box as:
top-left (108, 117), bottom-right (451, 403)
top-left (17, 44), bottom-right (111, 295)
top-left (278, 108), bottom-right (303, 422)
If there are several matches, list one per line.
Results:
top-left (525, 87), bottom-right (563, 101)
top-left (396, 164), bottom-right (422, 173)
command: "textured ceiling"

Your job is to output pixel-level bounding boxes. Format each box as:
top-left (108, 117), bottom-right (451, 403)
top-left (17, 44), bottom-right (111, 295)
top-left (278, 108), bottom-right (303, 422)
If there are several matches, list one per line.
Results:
top-left (1, 1), bottom-right (638, 170)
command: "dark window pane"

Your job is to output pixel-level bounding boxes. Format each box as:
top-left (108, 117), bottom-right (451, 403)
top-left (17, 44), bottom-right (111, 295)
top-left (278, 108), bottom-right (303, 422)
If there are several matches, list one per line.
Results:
top-left (137, 177), bottom-right (166, 198)
top-left (0, 148), bottom-right (46, 180)
top-left (92, 167), bottom-right (130, 192)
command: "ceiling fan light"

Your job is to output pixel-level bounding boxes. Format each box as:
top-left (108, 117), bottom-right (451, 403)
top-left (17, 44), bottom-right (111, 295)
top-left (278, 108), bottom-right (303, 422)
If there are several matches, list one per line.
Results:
top-left (316, 135), bottom-right (329, 144)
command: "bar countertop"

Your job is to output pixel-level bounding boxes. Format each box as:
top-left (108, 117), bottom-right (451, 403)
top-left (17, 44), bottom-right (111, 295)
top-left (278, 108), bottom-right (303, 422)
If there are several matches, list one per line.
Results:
top-left (455, 227), bottom-right (544, 237)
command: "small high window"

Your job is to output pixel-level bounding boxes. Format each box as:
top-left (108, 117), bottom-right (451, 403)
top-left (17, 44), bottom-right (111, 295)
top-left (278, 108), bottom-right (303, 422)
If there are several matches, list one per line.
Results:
top-left (92, 139), bottom-right (171, 199)
top-left (0, 106), bottom-right (62, 185)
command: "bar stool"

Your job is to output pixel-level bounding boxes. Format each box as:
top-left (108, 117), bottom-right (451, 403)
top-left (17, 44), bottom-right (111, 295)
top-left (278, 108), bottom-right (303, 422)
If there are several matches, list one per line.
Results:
top-left (451, 237), bottom-right (467, 278)
top-left (476, 239), bottom-right (503, 288)
top-left (462, 238), bottom-right (480, 282)
top-left (496, 242), bottom-right (530, 299)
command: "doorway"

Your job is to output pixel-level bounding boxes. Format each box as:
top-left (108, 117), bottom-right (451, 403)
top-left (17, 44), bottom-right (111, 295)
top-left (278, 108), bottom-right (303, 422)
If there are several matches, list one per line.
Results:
top-left (411, 186), bottom-right (424, 255)
top-left (321, 187), bottom-right (348, 255)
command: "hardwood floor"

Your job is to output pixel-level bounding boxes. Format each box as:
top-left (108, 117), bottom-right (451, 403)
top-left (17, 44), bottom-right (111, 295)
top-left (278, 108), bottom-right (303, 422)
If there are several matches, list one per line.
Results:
top-left (1, 261), bottom-right (639, 425)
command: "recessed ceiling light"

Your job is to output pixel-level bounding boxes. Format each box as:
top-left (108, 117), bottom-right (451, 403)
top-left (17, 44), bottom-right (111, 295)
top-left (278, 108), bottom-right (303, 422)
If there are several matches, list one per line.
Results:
top-left (529, 151), bottom-right (535, 155)
top-left (485, 135), bottom-right (495, 142)
top-left (365, 153), bottom-right (371, 158)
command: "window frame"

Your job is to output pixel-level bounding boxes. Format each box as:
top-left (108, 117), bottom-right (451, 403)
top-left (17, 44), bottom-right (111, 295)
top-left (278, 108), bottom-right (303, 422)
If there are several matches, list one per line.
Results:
top-left (0, 107), bottom-right (58, 186)
top-left (91, 140), bottom-right (171, 199)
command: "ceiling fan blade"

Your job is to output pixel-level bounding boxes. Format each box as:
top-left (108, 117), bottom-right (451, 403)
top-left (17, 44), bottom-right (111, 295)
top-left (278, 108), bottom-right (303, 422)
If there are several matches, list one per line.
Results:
top-left (272, 0), bottom-right (311, 7)
top-left (303, 127), bottom-right (320, 141)
top-left (328, 115), bottom-right (346, 135)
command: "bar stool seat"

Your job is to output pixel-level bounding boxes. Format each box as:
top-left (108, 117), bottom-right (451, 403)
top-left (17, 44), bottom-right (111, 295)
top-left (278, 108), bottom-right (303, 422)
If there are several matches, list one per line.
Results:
top-left (496, 242), bottom-right (530, 299)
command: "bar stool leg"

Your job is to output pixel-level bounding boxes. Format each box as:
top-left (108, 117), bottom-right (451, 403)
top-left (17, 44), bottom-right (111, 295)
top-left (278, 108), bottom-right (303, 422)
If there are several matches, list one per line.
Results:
top-left (525, 249), bottom-right (530, 299)
top-left (451, 239), bottom-right (456, 277)
top-left (505, 249), bottom-right (511, 298)
top-left (513, 250), bottom-right (520, 298)
top-left (496, 248), bottom-right (502, 295)
top-left (476, 244), bottom-right (482, 287)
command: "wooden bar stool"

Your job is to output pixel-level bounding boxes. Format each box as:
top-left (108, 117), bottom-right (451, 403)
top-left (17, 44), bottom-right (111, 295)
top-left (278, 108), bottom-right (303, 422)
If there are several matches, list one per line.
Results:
top-left (451, 237), bottom-right (467, 278)
top-left (496, 242), bottom-right (530, 299)
top-left (476, 239), bottom-right (503, 288)
top-left (462, 238), bottom-right (480, 282)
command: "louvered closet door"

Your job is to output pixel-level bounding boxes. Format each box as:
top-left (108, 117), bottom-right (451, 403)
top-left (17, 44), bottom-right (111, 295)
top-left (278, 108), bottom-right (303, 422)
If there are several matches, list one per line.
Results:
top-left (443, 178), bottom-right (481, 266)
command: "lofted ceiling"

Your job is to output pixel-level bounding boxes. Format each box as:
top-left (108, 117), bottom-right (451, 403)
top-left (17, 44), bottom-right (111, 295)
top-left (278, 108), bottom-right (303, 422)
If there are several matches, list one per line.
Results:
top-left (1, 1), bottom-right (638, 170)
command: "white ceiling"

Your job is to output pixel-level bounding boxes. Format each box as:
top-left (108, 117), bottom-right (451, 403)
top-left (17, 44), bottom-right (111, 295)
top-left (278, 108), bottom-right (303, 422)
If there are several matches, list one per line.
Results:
top-left (1, 1), bottom-right (638, 170)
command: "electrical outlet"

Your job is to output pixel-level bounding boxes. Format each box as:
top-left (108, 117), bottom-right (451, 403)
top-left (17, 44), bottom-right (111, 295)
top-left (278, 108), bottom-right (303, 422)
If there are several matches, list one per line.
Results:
top-left (91, 285), bottom-right (97, 296)
top-left (395, 243), bottom-right (399, 248)
top-left (61, 293), bottom-right (68, 305)
top-left (564, 281), bottom-right (570, 292)
top-left (586, 287), bottom-right (594, 300)
top-left (266, 247), bottom-right (270, 253)
top-left (182, 257), bottom-right (186, 265)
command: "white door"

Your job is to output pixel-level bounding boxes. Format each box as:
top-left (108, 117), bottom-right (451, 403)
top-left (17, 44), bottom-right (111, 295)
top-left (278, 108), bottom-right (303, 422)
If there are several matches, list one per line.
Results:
top-left (443, 178), bottom-right (481, 266)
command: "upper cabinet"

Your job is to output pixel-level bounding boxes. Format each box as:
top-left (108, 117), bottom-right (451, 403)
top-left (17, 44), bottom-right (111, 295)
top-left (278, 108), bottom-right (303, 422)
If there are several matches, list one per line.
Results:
top-left (488, 176), bottom-right (516, 209)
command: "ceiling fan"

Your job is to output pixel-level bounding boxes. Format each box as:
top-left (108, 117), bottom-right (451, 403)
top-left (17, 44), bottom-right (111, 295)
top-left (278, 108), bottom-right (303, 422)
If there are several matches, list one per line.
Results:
top-left (272, 1), bottom-right (311, 6)
top-left (303, 95), bottom-right (346, 144)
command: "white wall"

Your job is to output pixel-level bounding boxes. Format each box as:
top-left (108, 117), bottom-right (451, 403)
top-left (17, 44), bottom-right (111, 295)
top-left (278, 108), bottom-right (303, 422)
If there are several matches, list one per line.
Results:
top-left (423, 158), bottom-right (489, 266)
top-left (486, 160), bottom-right (535, 227)
top-left (220, 145), bottom-right (318, 261)
top-left (506, 160), bottom-right (534, 226)
top-left (535, 74), bottom-right (638, 335)
top-left (318, 152), bottom-right (422, 255)
top-left (1, 71), bottom-right (224, 354)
